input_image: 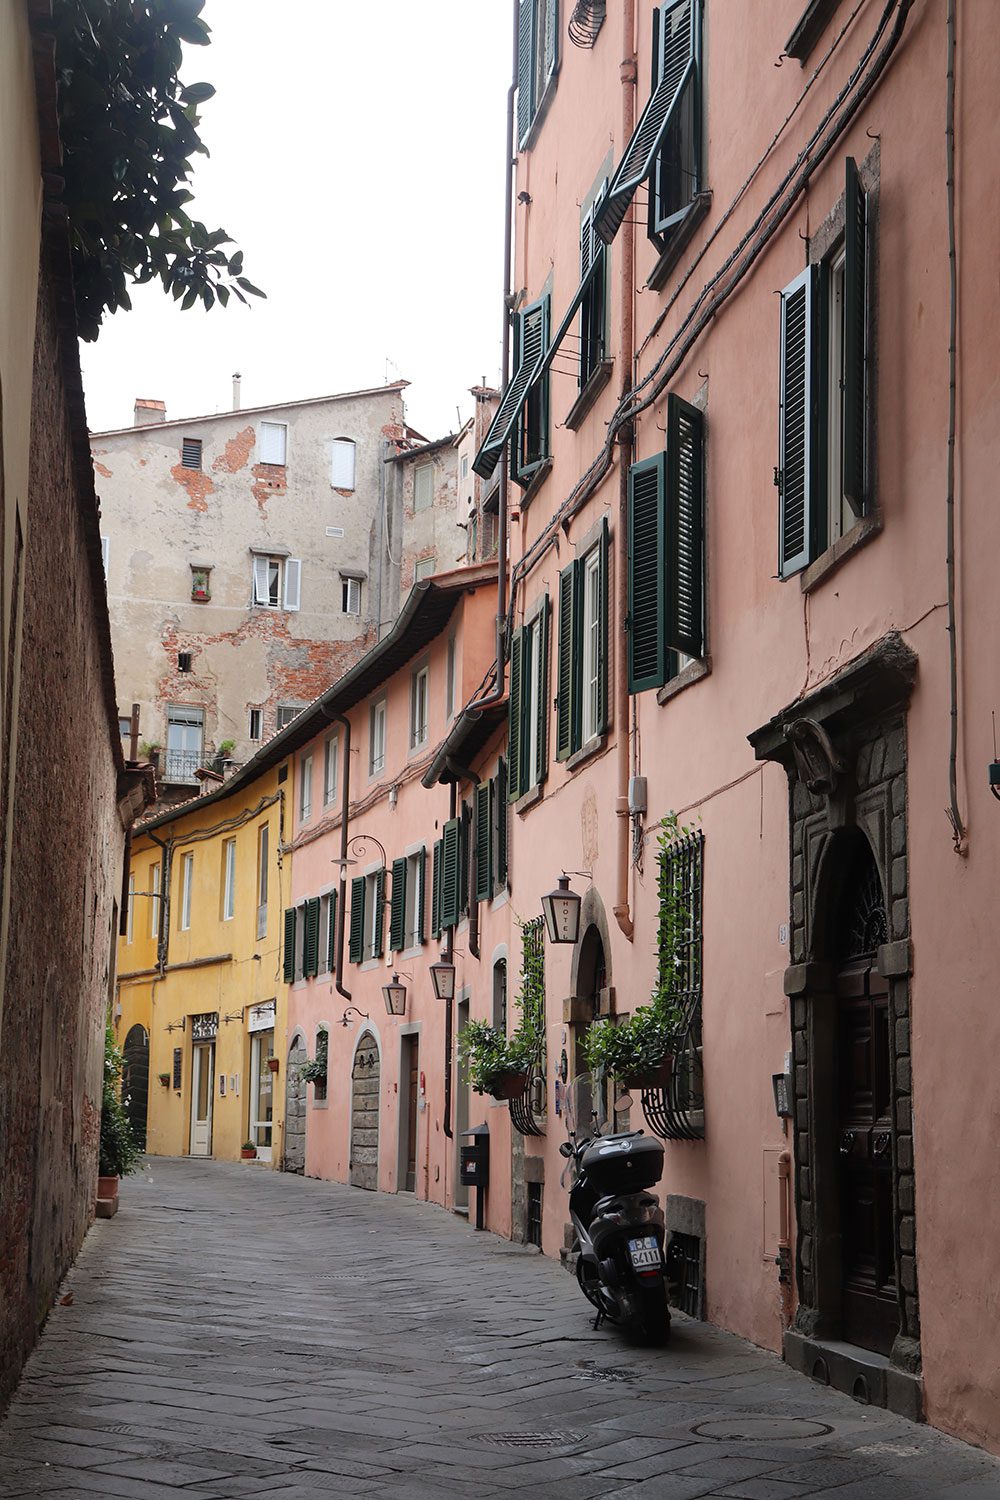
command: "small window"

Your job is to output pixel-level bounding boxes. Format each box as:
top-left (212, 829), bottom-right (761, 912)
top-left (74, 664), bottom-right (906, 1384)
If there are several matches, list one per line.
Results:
top-left (299, 754), bottom-right (313, 824)
top-left (258, 421), bottom-right (287, 465)
top-left (513, 297), bottom-right (550, 487)
top-left (181, 437), bottom-right (202, 470)
top-left (256, 823), bottom-right (269, 940)
top-left (323, 734), bottom-right (338, 806)
top-left (222, 838), bottom-right (236, 921)
top-left (252, 555), bottom-right (301, 611)
top-left (118, 716), bottom-right (131, 741)
top-left (101, 536), bottom-right (110, 574)
top-left (369, 698), bottom-right (386, 777)
top-left (445, 636), bottom-right (457, 721)
top-left (414, 463), bottom-right (434, 511)
top-left (492, 958), bottom-right (508, 1032)
top-left (276, 704), bottom-right (304, 731)
top-left (414, 556), bottom-right (436, 582)
top-left (190, 566), bottom-right (211, 602)
top-left (527, 1181), bottom-right (543, 1248)
top-left (248, 708), bottom-right (263, 741)
top-left (178, 651), bottom-right (192, 673)
top-left (180, 851), bottom-right (194, 931)
top-left (331, 438), bottom-right (356, 490)
top-left (579, 195), bottom-right (608, 389)
top-left (404, 849), bottom-right (425, 948)
top-left (342, 576), bottom-right (362, 615)
top-left (410, 665), bottom-right (429, 751)
top-left (127, 874), bottom-right (135, 944)
top-left (312, 1028), bottom-right (329, 1103)
top-left (150, 860), bottom-right (161, 939)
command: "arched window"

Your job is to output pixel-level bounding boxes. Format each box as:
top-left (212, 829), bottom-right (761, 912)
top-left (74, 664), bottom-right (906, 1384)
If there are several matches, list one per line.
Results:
top-left (331, 438), bottom-right (356, 491)
top-left (313, 1026), bottom-right (329, 1104)
top-left (492, 958), bottom-right (507, 1032)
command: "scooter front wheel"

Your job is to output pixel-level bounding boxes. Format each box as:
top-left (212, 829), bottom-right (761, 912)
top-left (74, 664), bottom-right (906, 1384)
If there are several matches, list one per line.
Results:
top-left (624, 1279), bottom-right (671, 1346)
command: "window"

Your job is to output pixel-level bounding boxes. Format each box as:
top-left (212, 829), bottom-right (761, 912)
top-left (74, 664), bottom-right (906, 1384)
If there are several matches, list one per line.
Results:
top-left (410, 665), bottom-right (429, 750)
top-left (180, 852), bottom-right (194, 931)
top-left (248, 707), bottom-right (263, 741)
top-left (165, 705), bottom-right (204, 782)
top-left (252, 555), bottom-right (301, 611)
top-left (313, 1028), bottom-right (329, 1103)
top-left (512, 297), bottom-right (550, 487)
top-left (256, 823), bottom-right (269, 940)
top-left (331, 438), bottom-right (356, 490)
top-left (318, 892), bottom-right (336, 974)
top-left (178, 651), bottom-right (192, 673)
top-left (434, 819), bottom-right (463, 932)
top-left (556, 521), bottom-right (609, 758)
top-left (341, 575), bottom-right (362, 615)
top-left (323, 734), bottom-right (338, 806)
top-left (348, 870), bottom-right (385, 963)
top-left (527, 1181), bottom-right (543, 1248)
top-left (369, 698), bottom-right (386, 777)
top-left (777, 158), bottom-right (869, 577)
top-left (507, 602), bottom-right (549, 801)
top-left (276, 704), bottom-right (304, 731)
top-left (127, 874), bottom-right (135, 943)
top-left (101, 536), bottom-right (110, 574)
top-left (492, 958), bottom-right (508, 1032)
top-left (461, 455), bottom-right (469, 478)
top-left (150, 860), bottom-right (161, 939)
top-left (413, 463), bottom-right (434, 511)
top-left (475, 761), bottom-right (509, 901)
top-left (414, 556), bottom-right (435, 582)
top-left (655, 828), bottom-right (705, 1138)
top-left (118, 716), bottom-right (131, 741)
top-left (258, 421), bottom-right (287, 465)
top-left (389, 848), bottom-right (427, 952)
top-left (517, 0), bottom-right (559, 147)
top-left (222, 838), bottom-right (236, 921)
top-left (298, 754), bottom-right (312, 823)
top-left (181, 437), bottom-right (202, 470)
top-left (579, 197), bottom-right (608, 390)
top-left (627, 394), bottom-right (705, 693)
top-left (445, 636), bottom-right (457, 721)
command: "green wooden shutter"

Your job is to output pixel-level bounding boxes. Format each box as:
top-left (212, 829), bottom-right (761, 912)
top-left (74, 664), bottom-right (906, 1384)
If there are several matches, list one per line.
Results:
top-left (416, 846), bottom-right (427, 943)
top-left (326, 891), bottom-right (337, 972)
top-left (666, 394), bottom-right (704, 657)
top-left (535, 598), bottom-right (550, 783)
top-left (475, 783), bottom-right (492, 902)
top-left (507, 628), bottom-right (524, 801)
top-left (843, 156), bottom-right (868, 518)
top-left (460, 804), bottom-right (472, 913)
top-left (627, 453), bottom-right (668, 692)
top-left (282, 907), bottom-right (296, 982)
top-left (372, 867), bottom-right (386, 957)
top-left (389, 856), bottom-right (407, 952)
top-left (304, 896), bottom-right (320, 978)
top-left (431, 838), bottom-right (443, 938)
top-left (512, 299), bottom-right (550, 484)
top-left (556, 561), bottom-right (578, 760)
top-left (441, 817), bottom-right (461, 929)
top-left (778, 264), bottom-right (820, 578)
top-left (596, 517), bottom-right (609, 734)
top-left (516, 0), bottom-right (535, 147)
top-left (544, 0), bottom-right (558, 84)
top-left (349, 876), bottom-right (365, 964)
top-left (651, 0), bottom-right (702, 236)
top-left (495, 759), bottom-right (508, 886)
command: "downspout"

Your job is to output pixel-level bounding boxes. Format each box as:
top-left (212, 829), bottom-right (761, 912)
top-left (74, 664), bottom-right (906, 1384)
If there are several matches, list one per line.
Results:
top-left (446, 756), bottom-right (481, 961)
top-left (321, 707), bottom-right (352, 1001)
top-left (443, 780), bottom-right (458, 1142)
top-left (613, 0), bottom-right (637, 940)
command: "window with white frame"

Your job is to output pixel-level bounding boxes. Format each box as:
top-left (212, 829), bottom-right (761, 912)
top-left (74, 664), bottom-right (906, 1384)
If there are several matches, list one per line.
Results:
top-left (180, 852), bottom-right (194, 931)
top-left (222, 838), bottom-right (236, 921)
top-left (323, 734), bottom-right (338, 806)
top-left (413, 462), bottom-right (434, 511)
top-left (580, 545), bottom-right (603, 745)
top-left (341, 575), bottom-right (362, 615)
top-left (258, 421), bottom-right (287, 465)
top-left (365, 870), bottom-right (383, 960)
top-left (150, 860), bottom-right (161, 939)
top-left (318, 892), bottom-right (335, 974)
top-left (331, 438), bottom-right (356, 490)
top-left (252, 554), bottom-right (301, 611)
top-left (248, 707), bottom-right (262, 741)
top-left (299, 753), bottom-right (313, 823)
top-left (127, 874), bottom-right (135, 943)
top-left (403, 849), bottom-right (424, 948)
top-left (414, 556), bottom-right (436, 582)
top-left (369, 698), bottom-right (386, 776)
top-left (410, 665), bottom-right (429, 751)
top-left (256, 822), bottom-right (269, 940)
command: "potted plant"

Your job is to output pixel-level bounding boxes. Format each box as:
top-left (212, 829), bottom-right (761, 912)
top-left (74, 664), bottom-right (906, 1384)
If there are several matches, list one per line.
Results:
top-left (459, 1020), bottom-right (532, 1099)
top-left (298, 1055), bottom-right (327, 1086)
top-left (157, 1070), bottom-right (171, 1086)
top-left (98, 1021), bottom-right (140, 1212)
top-left (266, 1056), bottom-right (279, 1073)
top-left (240, 1140), bottom-right (257, 1160)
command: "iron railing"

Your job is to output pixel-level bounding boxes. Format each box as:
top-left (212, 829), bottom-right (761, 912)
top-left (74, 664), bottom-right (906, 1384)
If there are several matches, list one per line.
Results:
top-left (642, 830), bottom-right (705, 1142)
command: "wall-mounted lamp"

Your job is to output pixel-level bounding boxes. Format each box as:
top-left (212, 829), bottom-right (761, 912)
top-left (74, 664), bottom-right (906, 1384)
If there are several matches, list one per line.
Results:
top-left (382, 972), bottom-right (409, 1016)
top-left (332, 834), bottom-right (387, 869)
top-left (541, 871), bottom-right (591, 945)
top-left (340, 1004), bottom-right (370, 1028)
top-left (429, 954), bottom-right (456, 1001)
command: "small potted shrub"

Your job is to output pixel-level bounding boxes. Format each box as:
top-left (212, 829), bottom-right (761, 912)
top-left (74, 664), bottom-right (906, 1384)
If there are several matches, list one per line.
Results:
top-left (98, 1022), bottom-right (140, 1211)
top-left (157, 1070), bottom-right (171, 1087)
top-left (459, 1021), bottom-right (535, 1100)
top-left (583, 1006), bottom-right (677, 1090)
top-left (266, 1056), bottom-right (279, 1074)
top-left (240, 1140), bottom-right (257, 1160)
top-left (298, 1055), bottom-right (327, 1086)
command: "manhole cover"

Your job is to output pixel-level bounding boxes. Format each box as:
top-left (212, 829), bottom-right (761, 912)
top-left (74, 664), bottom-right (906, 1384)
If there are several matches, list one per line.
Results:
top-left (692, 1417), bottom-right (833, 1442)
top-left (481, 1432), bottom-right (584, 1448)
top-left (574, 1364), bottom-right (637, 1384)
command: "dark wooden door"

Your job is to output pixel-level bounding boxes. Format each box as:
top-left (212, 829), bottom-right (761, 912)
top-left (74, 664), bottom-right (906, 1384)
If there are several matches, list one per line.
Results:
top-left (122, 1025), bottom-right (149, 1151)
top-left (403, 1037), bottom-right (419, 1194)
top-left (349, 1033), bottom-right (380, 1191)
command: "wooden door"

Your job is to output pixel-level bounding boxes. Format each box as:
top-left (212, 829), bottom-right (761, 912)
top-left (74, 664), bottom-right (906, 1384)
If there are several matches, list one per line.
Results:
top-left (122, 1024), bottom-right (149, 1151)
top-left (284, 1034), bottom-right (307, 1174)
top-left (190, 1042), bottom-right (214, 1156)
top-left (401, 1035), bottom-right (419, 1194)
top-left (350, 1032), bottom-right (380, 1190)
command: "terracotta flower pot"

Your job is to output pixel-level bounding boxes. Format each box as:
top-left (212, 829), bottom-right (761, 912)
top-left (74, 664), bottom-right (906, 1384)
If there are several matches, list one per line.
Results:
top-left (487, 1069), bottom-right (530, 1101)
top-left (97, 1174), bottom-right (119, 1201)
top-left (240, 1147), bottom-right (257, 1160)
top-left (266, 1057), bottom-right (279, 1073)
top-left (617, 1055), bottom-right (673, 1091)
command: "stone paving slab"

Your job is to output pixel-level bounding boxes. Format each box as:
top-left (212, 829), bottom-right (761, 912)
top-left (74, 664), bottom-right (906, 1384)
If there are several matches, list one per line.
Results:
top-left (1, 1158), bottom-right (998, 1499)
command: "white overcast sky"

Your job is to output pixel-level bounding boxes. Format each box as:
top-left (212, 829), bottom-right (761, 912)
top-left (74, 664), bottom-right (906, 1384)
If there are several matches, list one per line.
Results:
top-left (80, 0), bottom-right (511, 439)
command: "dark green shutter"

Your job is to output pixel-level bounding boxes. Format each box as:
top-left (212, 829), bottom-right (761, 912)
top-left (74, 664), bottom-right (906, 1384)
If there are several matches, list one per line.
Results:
top-left (628, 453), bottom-right (668, 692)
top-left (495, 759), bottom-right (508, 886)
top-left (843, 156), bottom-right (868, 518)
top-left (516, 0), bottom-right (534, 147)
top-left (389, 856), bottom-right (407, 952)
top-left (349, 876), bottom-right (365, 964)
top-left (460, 804), bottom-right (472, 914)
top-left (535, 598), bottom-right (550, 783)
top-left (304, 896), bottom-right (320, 978)
top-left (556, 562), bottom-right (578, 760)
top-left (511, 299), bottom-right (550, 484)
top-left (431, 838), bottom-right (443, 938)
top-left (475, 783), bottom-right (492, 902)
top-left (778, 264), bottom-right (819, 578)
top-left (595, 517), bottom-right (609, 734)
top-left (372, 867), bottom-right (385, 957)
top-left (507, 628), bottom-right (524, 801)
top-left (416, 846), bottom-right (427, 943)
top-left (282, 907), bottom-right (296, 982)
top-left (326, 891), bottom-right (337, 972)
top-left (666, 395), bottom-right (704, 657)
top-left (441, 817), bottom-right (461, 929)
top-left (544, 0), bottom-right (558, 84)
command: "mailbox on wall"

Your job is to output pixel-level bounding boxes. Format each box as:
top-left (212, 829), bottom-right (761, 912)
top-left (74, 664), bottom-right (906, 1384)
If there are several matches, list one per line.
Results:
top-left (460, 1124), bottom-right (490, 1230)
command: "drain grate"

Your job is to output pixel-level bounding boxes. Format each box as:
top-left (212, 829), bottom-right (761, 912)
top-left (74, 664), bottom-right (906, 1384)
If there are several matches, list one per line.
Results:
top-left (574, 1364), bottom-right (637, 1385)
top-left (481, 1431), bottom-right (584, 1448)
top-left (692, 1417), bottom-right (833, 1442)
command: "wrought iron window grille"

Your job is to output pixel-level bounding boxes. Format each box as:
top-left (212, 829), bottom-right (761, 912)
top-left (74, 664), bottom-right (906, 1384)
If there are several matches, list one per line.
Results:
top-left (642, 829), bottom-right (705, 1142)
top-left (568, 0), bottom-right (606, 48)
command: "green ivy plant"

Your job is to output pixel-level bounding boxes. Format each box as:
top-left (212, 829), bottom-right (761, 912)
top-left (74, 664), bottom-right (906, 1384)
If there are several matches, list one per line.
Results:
top-left (51, 0), bottom-right (264, 339)
top-left (458, 917), bottom-right (546, 1096)
top-left (99, 1020), bottom-right (141, 1177)
top-left (298, 1031), bottom-right (328, 1085)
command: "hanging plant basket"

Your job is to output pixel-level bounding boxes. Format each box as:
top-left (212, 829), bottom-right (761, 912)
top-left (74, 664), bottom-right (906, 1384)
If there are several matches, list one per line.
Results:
top-left (266, 1057), bottom-right (280, 1073)
top-left (487, 1068), bottom-right (530, 1102)
top-left (616, 1055), bottom-right (674, 1092)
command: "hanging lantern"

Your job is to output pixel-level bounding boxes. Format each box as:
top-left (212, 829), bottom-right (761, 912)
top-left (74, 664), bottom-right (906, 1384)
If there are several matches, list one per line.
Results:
top-left (542, 874), bottom-right (582, 944)
top-left (430, 955), bottom-right (456, 1001)
top-left (382, 974), bottom-right (407, 1016)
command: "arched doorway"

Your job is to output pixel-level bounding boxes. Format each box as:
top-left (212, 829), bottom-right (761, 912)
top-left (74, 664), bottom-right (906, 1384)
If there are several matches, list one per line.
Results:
top-left (121, 1024), bottom-right (149, 1151)
top-left (349, 1031), bottom-right (380, 1190)
top-left (571, 920), bottom-right (610, 1127)
top-left (284, 1031), bottom-right (307, 1174)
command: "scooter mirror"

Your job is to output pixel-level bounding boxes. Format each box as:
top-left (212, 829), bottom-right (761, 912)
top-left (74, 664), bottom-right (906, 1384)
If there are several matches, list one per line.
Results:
top-left (559, 1141), bottom-right (573, 1158)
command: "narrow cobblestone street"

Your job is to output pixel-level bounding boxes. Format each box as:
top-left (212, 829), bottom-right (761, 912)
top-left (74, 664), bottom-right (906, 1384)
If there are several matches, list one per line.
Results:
top-left (1, 1163), bottom-right (998, 1499)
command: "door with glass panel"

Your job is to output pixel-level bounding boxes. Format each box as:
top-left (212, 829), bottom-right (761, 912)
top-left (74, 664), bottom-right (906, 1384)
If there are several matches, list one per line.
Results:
top-left (190, 1042), bottom-right (214, 1156)
top-left (166, 705), bottom-right (204, 782)
top-left (249, 1028), bottom-right (275, 1162)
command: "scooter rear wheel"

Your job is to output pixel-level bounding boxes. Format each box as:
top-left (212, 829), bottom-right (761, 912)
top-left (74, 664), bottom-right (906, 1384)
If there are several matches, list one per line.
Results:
top-left (625, 1280), bottom-right (671, 1346)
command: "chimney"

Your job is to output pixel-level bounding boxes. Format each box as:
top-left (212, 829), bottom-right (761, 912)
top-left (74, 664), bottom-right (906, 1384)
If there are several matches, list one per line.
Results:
top-left (134, 398), bottom-right (166, 427)
top-left (232, 372), bottom-right (242, 411)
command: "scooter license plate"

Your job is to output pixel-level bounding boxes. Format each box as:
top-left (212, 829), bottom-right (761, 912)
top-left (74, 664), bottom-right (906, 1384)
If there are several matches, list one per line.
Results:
top-left (627, 1236), bottom-right (661, 1269)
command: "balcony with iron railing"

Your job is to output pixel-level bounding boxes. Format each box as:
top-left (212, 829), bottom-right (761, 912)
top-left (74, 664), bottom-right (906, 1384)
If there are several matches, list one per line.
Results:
top-left (153, 748), bottom-right (243, 786)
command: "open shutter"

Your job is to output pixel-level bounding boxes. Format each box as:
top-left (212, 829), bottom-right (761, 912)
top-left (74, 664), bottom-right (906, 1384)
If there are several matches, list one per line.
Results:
top-left (431, 838), bottom-right (443, 939)
top-left (326, 891), bottom-right (337, 972)
top-left (282, 907), bottom-right (296, 982)
top-left (627, 453), bottom-right (668, 692)
top-left (253, 555), bottom-right (270, 605)
top-left (495, 760), bottom-right (508, 887)
top-left (535, 599), bottom-right (550, 782)
top-left (474, 300), bottom-right (549, 481)
top-left (666, 395), bottom-right (704, 657)
top-left (304, 896), bottom-right (320, 978)
top-left (475, 783), bottom-right (492, 902)
top-left (507, 628), bottom-right (524, 801)
top-left (595, 0), bottom-right (696, 245)
top-left (283, 558), bottom-right (301, 611)
top-left (555, 562), bottom-right (578, 760)
top-left (441, 818), bottom-right (461, 930)
top-left (596, 517), bottom-right (609, 733)
top-left (390, 857), bottom-right (407, 952)
top-left (372, 867), bottom-right (386, 957)
top-left (843, 156), bottom-right (868, 517)
top-left (516, 0), bottom-right (535, 147)
top-left (510, 299), bottom-right (550, 484)
top-left (459, 804), bottom-right (472, 913)
top-left (349, 876), bottom-right (365, 964)
top-left (544, 0), bottom-right (558, 86)
top-left (778, 265), bottom-right (819, 578)
top-left (415, 847), bottom-right (427, 944)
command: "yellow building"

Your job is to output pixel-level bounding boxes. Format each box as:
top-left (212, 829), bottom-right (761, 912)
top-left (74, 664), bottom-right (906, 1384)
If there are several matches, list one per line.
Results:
top-left (117, 759), bottom-right (289, 1165)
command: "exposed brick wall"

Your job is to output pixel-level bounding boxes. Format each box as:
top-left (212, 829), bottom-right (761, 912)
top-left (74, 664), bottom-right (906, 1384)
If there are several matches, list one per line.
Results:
top-left (0, 264), bottom-right (123, 1408)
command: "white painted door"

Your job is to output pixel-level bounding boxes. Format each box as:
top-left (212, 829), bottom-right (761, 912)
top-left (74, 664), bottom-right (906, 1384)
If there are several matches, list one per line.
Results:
top-left (249, 1029), bottom-right (274, 1162)
top-left (190, 1042), bottom-right (214, 1156)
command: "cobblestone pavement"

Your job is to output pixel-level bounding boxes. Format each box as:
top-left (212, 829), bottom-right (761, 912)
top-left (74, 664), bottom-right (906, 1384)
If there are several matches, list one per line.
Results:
top-left (2, 1160), bottom-right (999, 1500)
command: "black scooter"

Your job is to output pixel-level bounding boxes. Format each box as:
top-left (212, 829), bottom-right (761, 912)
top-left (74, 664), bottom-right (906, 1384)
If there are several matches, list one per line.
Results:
top-left (560, 1076), bottom-right (670, 1345)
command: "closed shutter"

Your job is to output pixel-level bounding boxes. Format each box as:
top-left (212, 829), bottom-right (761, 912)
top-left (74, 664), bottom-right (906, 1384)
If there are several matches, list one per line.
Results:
top-left (595, 517), bottom-right (609, 734)
top-left (475, 783), bottom-right (492, 902)
top-left (627, 453), bottom-right (668, 692)
top-left (349, 876), bottom-right (365, 964)
top-left (666, 395), bottom-right (704, 657)
top-left (778, 265), bottom-right (819, 578)
top-left (303, 896), bottom-right (320, 978)
top-left (431, 838), bottom-right (443, 938)
top-left (507, 628), bottom-right (524, 801)
top-left (415, 846), bottom-right (427, 944)
top-left (459, 803), bottom-right (472, 913)
top-left (495, 759), bottom-right (508, 886)
top-left (544, 0), bottom-right (558, 86)
top-left (259, 421), bottom-right (286, 464)
top-left (556, 562), bottom-right (578, 761)
top-left (535, 598), bottom-right (550, 783)
top-left (283, 558), bottom-right (301, 611)
top-left (326, 890), bottom-right (337, 972)
top-left (516, 0), bottom-right (534, 147)
top-left (253, 555), bottom-right (271, 605)
top-left (390, 856), bottom-right (407, 952)
top-left (331, 439), bottom-right (356, 489)
top-left (842, 156), bottom-right (868, 518)
top-left (282, 907), bottom-right (296, 982)
top-left (372, 867), bottom-right (386, 957)
top-left (440, 818), bottom-right (461, 930)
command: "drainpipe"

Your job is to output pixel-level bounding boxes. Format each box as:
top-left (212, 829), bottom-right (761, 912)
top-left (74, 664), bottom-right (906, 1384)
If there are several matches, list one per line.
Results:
top-left (443, 781), bottom-right (458, 1142)
top-left (613, 0), bottom-right (637, 941)
top-left (321, 707), bottom-right (352, 1002)
top-left (446, 756), bottom-right (480, 961)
